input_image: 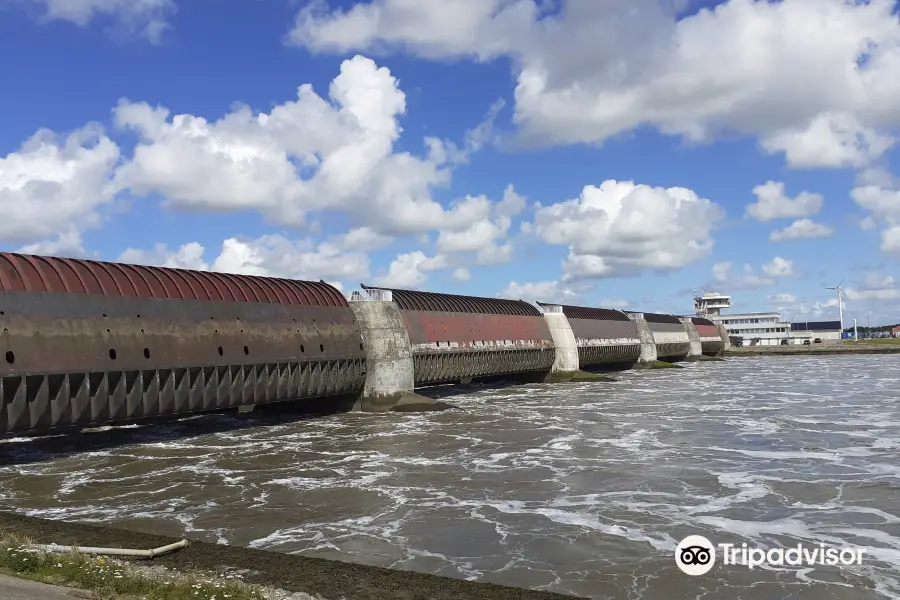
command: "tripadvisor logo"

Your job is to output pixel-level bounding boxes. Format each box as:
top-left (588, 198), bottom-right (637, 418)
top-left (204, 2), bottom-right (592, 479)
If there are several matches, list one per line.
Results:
top-left (675, 535), bottom-right (716, 576)
top-left (674, 535), bottom-right (867, 575)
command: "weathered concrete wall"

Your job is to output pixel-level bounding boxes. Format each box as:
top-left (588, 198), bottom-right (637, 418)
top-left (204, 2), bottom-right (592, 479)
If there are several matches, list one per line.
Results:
top-left (646, 321), bottom-right (691, 360)
top-left (716, 324), bottom-right (732, 354)
top-left (568, 318), bottom-right (641, 365)
top-left (680, 317), bottom-right (704, 359)
top-left (693, 318), bottom-right (725, 356)
top-left (542, 311), bottom-right (579, 375)
top-left (349, 299), bottom-right (418, 411)
top-left (627, 313), bottom-right (658, 364)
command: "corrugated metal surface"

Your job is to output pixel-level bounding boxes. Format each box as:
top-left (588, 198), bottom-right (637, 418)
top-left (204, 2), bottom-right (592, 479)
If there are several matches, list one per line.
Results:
top-left (569, 316), bottom-right (642, 366)
top-left (402, 310), bottom-right (555, 384)
top-left (402, 312), bottom-right (553, 346)
top-left (0, 253), bottom-right (347, 307)
top-left (646, 322), bottom-right (686, 334)
top-left (368, 288), bottom-right (555, 385)
top-left (361, 284), bottom-right (540, 316)
top-left (694, 324), bottom-right (721, 338)
top-left (578, 344), bottom-right (641, 365)
top-left (568, 318), bottom-right (639, 340)
top-left (691, 317), bottom-right (716, 326)
top-left (641, 312), bottom-right (683, 325)
top-left (411, 348), bottom-right (555, 385)
top-left (536, 302), bottom-right (630, 322)
top-left (0, 254), bottom-right (366, 435)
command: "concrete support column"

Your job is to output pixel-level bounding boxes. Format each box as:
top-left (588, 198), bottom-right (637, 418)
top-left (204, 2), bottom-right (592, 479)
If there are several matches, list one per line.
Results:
top-left (542, 309), bottom-right (579, 376)
top-left (680, 317), bottom-right (704, 360)
top-left (716, 324), bottom-right (732, 354)
top-left (539, 306), bottom-right (614, 382)
top-left (627, 312), bottom-right (658, 365)
top-left (349, 291), bottom-right (445, 412)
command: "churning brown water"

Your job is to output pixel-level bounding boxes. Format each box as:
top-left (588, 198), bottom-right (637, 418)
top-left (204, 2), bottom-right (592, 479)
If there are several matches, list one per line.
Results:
top-left (1, 355), bottom-right (899, 599)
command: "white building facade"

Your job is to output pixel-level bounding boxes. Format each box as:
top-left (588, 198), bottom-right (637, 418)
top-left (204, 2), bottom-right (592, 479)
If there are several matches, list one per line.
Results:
top-left (692, 291), bottom-right (838, 346)
top-left (708, 312), bottom-right (794, 346)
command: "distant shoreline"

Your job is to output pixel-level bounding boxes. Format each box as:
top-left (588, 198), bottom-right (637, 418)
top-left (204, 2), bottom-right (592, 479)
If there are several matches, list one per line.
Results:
top-left (724, 344), bottom-right (900, 356)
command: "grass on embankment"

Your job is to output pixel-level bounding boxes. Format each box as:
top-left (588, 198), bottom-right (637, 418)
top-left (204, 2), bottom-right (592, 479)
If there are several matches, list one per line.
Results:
top-left (0, 531), bottom-right (269, 600)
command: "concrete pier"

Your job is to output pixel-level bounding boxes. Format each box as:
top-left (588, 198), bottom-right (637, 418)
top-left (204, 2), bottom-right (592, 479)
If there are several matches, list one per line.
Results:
top-left (541, 306), bottom-right (579, 379)
top-left (349, 290), bottom-right (442, 412)
top-left (539, 305), bottom-right (614, 382)
top-left (628, 312), bottom-right (659, 365)
top-left (681, 317), bottom-right (704, 360)
top-left (717, 324), bottom-right (732, 353)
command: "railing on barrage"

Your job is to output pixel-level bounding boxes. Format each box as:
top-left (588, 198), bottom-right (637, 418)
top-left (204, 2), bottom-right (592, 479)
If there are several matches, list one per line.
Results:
top-left (349, 289), bottom-right (393, 302)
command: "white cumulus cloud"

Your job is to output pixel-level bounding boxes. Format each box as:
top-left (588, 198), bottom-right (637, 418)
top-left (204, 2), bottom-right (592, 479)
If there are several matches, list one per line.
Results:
top-left (288, 0), bottom-right (900, 168)
top-left (114, 55), bottom-right (495, 239)
top-left (712, 261), bottom-right (774, 290)
top-left (118, 235), bottom-right (370, 286)
top-left (371, 250), bottom-right (448, 288)
top-left (452, 267), bottom-right (471, 281)
top-left (746, 181), bottom-right (822, 222)
top-left (0, 123), bottom-right (119, 250)
top-left (850, 183), bottom-right (900, 254)
top-left (762, 256), bottom-right (795, 278)
top-left (528, 179), bottom-right (723, 280)
top-left (23, 0), bottom-right (174, 41)
top-left (769, 218), bottom-right (833, 241)
top-left (500, 280), bottom-right (580, 304)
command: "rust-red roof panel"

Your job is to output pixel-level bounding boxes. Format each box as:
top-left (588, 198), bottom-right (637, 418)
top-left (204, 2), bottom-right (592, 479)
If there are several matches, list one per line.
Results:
top-left (0, 252), bottom-right (348, 307)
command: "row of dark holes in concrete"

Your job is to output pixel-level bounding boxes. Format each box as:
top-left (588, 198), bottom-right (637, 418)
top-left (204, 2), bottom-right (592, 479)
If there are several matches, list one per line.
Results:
top-left (2, 341), bottom-right (357, 366)
top-left (0, 311), bottom-right (328, 325)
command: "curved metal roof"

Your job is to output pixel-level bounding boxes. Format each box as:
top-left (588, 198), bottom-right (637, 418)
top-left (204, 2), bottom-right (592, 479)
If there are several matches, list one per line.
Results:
top-left (536, 302), bottom-right (630, 322)
top-left (361, 284), bottom-right (541, 316)
top-left (0, 253), bottom-right (348, 307)
top-left (626, 310), bottom-right (683, 325)
top-left (691, 317), bottom-right (716, 326)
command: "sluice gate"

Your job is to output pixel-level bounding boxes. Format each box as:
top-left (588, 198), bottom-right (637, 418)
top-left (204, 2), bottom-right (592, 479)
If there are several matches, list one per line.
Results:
top-left (691, 317), bottom-right (725, 356)
top-left (0, 253), bottom-right (367, 434)
top-left (637, 312), bottom-right (692, 360)
top-left (0, 251), bottom-right (733, 436)
top-left (361, 285), bottom-right (555, 385)
top-left (536, 303), bottom-right (641, 366)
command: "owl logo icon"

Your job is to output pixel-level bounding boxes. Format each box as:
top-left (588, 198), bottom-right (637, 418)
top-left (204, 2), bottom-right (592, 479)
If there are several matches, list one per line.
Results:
top-left (675, 535), bottom-right (716, 575)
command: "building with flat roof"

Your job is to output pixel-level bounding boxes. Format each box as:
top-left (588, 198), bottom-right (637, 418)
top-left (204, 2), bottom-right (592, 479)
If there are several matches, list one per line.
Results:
top-left (693, 291), bottom-right (732, 316)
top-left (694, 292), bottom-right (804, 346)
top-left (708, 311), bottom-right (793, 346)
top-left (791, 320), bottom-right (842, 343)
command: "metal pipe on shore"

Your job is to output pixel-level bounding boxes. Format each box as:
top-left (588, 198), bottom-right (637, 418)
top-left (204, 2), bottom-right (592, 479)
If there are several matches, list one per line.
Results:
top-left (29, 539), bottom-right (189, 558)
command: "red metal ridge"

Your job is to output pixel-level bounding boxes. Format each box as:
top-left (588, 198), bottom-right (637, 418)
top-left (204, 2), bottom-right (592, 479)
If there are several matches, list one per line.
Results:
top-left (0, 252), bottom-right (348, 307)
top-left (361, 284), bottom-right (541, 316)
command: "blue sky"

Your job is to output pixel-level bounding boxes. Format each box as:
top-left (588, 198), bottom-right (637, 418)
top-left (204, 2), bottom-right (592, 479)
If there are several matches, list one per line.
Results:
top-left (1, 0), bottom-right (899, 326)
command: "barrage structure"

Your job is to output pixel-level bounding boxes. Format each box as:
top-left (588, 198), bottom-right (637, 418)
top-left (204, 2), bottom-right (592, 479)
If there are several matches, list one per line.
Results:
top-left (0, 253), bottom-right (728, 435)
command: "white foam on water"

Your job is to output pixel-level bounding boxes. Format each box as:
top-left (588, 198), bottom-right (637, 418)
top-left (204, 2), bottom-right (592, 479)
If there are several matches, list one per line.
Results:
top-left (1, 354), bottom-right (900, 598)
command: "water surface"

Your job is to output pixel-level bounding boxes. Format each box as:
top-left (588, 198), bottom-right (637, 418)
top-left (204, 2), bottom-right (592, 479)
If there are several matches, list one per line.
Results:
top-left (1, 355), bottom-right (899, 599)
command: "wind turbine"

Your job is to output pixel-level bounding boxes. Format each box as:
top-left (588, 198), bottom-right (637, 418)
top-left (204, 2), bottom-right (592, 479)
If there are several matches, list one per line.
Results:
top-left (826, 278), bottom-right (845, 332)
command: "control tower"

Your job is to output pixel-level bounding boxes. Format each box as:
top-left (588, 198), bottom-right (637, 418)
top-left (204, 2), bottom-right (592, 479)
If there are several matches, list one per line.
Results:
top-left (693, 291), bottom-right (732, 316)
